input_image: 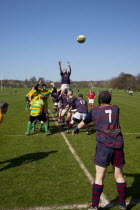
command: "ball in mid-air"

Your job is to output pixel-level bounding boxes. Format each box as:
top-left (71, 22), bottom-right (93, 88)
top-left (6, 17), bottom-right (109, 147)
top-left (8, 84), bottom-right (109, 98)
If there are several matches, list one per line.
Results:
top-left (77, 35), bottom-right (86, 43)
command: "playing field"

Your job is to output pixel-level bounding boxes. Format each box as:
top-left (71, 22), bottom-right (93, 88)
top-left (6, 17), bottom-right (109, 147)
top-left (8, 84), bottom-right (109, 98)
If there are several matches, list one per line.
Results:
top-left (0, 87), bottom-right (140, 209)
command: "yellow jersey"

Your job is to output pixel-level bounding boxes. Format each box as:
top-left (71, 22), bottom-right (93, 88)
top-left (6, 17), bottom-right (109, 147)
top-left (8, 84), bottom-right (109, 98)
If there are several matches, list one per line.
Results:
top-left (0, 110), bottom-right (3, 124)
top-left (30, 99), bottom-right (45, 117)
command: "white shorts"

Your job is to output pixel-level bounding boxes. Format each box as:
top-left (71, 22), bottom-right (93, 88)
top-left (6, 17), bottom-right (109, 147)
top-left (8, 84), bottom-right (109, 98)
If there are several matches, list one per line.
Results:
top-left (54, 102), bottom-right (59, 106)
top-left (73, 112), bottom-right (87, 121)
top-left (89, 99), bottom-right (94, 104)
top-left (70, 109), bottom-right (77, 114)
top-left (61, 84), bottom-right (70, 90)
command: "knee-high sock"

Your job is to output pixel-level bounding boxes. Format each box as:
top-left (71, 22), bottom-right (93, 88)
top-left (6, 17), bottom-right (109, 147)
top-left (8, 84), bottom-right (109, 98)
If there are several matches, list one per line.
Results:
top-left (27, 122), bottom-right (32, 133)
top-left (116, 182), bottom-right (126, 207)
top-left (44, 123), bottom-right (49, 133)
top-left (92, 183), bottom-right (103, 207)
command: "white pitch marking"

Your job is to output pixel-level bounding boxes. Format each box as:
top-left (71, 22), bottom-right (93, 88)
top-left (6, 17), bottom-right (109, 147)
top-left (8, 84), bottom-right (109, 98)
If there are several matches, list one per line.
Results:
top-left (49, 110), bottom-right (109, 207)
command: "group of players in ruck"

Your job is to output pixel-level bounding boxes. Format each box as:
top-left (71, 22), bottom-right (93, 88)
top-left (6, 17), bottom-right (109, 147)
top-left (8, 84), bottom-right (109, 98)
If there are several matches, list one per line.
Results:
top-left (25, 61), bottom-right (127, 210)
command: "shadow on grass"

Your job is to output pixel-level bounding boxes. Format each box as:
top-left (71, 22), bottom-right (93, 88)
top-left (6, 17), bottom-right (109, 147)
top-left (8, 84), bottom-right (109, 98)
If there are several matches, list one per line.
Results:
top-left (0, 151), bottom-right (58, 171)
top-left (106, 172), bottom-right (140, 209)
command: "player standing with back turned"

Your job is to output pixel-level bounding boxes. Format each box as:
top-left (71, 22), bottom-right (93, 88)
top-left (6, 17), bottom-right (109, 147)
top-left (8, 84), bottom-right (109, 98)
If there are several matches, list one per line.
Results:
top-left (72, 91), bottom-right (127, 210)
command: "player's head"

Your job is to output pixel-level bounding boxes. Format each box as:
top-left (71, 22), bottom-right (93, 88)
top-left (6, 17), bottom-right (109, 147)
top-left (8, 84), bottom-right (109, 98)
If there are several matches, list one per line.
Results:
top-left (62, 89), bottom-right (68, 95)
top-left (63, 69), bottom-right (67, 74)
top-left (0, 102), bottom-right (9, 114)
top-left (78, 93), bottom-right (83, 99)
top-left (67, 89), bottom-right (73, 97)
top-left (41, 84), bottom-right (46, 90)
top-left (98, 91), bottom-right (111, 105)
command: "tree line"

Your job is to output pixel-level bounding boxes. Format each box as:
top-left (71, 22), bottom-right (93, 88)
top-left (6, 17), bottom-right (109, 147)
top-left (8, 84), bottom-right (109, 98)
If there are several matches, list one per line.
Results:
top-left (1, 73), bottom-right (140, 91)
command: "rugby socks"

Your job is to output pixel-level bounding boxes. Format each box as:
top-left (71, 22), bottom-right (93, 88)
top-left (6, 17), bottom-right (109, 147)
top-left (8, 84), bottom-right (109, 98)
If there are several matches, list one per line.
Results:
top-left (85, 124), bottom-right (89, 132)
top-left (44, 123), bottom-right (49, 134)
top-left (26, 103), bottom-right (28, 109)
top-left (27, 122), bottom-right (32, 133)
top-left (91, 183), bottom-right (103, 207)
top-left (61, 116), bottom-right (65, 123)
top-left (32, 121), bottom-right (37, 130)
top-left (67, 123), bottom-right (73, 130)
top-left (90, 104), bottom-right (94, 109)
top-left (116, 182), bottom-right (126, 207)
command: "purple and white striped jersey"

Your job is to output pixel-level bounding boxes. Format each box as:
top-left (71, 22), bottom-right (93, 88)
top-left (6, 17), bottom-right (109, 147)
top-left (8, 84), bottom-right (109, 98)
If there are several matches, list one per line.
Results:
top-left (75, 99), bottom-right (88, 114)
top-left (84, 104), bottom-right (124, 148)
top-left (59, 94), bottom-right (69, 108)
top-left (60, 72), bottom-right (71, 84)
top-left (68, 96), bottom-right (77, 109)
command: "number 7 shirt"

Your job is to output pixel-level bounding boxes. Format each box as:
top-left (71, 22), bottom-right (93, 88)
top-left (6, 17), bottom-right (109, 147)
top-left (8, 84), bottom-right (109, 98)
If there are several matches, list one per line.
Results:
top-left (83, 104), bottom-right (124, 148)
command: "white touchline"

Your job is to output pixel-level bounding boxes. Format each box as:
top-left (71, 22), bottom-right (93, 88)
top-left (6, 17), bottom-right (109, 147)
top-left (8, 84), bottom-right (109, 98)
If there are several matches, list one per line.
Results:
top-left (49, 110), bottom-right (109, 207)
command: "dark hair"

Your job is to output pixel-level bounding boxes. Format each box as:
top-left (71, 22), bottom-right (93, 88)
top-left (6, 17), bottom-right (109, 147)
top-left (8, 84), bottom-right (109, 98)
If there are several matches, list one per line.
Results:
top-left (0, 102), bottom-right (9, 109)
top-left (63, 89), bottom-right (68, 94)
top-left (98, 91), bottom-right (111, 105)
top-left (78, 93), bottom-right (83, 98)
top-left (41, 84), bottom-right (46, 87)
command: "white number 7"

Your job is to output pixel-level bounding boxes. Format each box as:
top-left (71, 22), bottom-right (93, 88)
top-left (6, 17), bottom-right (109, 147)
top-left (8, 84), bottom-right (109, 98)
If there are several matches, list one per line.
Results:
top-left (105, 109), bottom-right (112, 123)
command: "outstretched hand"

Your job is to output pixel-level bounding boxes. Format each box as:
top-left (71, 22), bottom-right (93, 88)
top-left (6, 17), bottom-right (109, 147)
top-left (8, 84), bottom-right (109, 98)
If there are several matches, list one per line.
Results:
top-left (58, 61), bottom-right (61, 66)
top-left (50, 82), bottom-right (54, 87)
top-left (67, 61), bottom-right (70, 66)
top-left (39, 80), bottom-right (43, 84)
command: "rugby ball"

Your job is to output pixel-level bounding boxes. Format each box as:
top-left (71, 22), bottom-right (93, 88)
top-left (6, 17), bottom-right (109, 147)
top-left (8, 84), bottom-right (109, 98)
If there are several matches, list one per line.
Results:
top-left (77, 35), bottom-right (86, 43)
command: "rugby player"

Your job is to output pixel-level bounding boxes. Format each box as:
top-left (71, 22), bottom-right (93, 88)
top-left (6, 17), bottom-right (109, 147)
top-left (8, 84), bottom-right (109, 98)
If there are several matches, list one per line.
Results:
top-left (72, 91), bottom-right (126, 210)
top-left (87, 90), bottom-right (96, 109)
top-left (25, 95), bottom-right (51, 135)
top-left (58, 89), bottom-right (69, 124)
top-left (65, 89), bottom-right (77, 125)
top-left (51, 89), bottom-right (61, 116)
top-left (32, 80), bottom-right (56, 131)
top-left (58, 61), bottom-right (71, 90)
top-left (0, 102), bottom-right (8, 124)
top-left (66, 93), bottom-right (90, 134)
top-left (25, 87), bottom-right (35, 110)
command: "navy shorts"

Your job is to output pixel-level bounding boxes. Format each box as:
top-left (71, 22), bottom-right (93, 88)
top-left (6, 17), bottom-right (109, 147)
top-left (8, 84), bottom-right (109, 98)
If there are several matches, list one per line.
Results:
top-left (29, 113), bottom-right (48, 123)
top-left (94, 142), bottom-right (125, 167)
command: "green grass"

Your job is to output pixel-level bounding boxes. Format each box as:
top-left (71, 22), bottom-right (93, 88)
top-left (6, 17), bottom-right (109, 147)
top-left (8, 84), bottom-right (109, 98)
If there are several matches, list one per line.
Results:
top-left (0, 87), bottom-right (140, 209)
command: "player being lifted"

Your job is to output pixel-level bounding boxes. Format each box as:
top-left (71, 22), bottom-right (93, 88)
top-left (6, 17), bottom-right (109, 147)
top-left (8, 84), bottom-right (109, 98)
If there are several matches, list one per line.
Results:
top-left (72, 91), bottom-right (127, 210)
top-left (58, 61), bottom-right (71, 90)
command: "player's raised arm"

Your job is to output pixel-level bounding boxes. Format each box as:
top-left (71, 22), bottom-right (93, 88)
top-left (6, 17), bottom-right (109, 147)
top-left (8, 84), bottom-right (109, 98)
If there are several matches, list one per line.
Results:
top-left (34, 80), bottom-right (42, 91)
top-left (67, 61), bottom-right (71, 74)
top-left (58, 61), bottom-right (63, 73)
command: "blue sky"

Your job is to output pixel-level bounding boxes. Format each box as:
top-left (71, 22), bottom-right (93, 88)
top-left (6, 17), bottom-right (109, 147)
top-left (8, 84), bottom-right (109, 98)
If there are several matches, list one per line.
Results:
top-left (0, 0), bottom-right (140, 82)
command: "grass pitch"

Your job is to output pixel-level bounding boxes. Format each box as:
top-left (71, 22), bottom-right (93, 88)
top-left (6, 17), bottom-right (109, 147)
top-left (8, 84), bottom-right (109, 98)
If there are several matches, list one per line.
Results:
top-left (0, 87), bottom-right (140, 209)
